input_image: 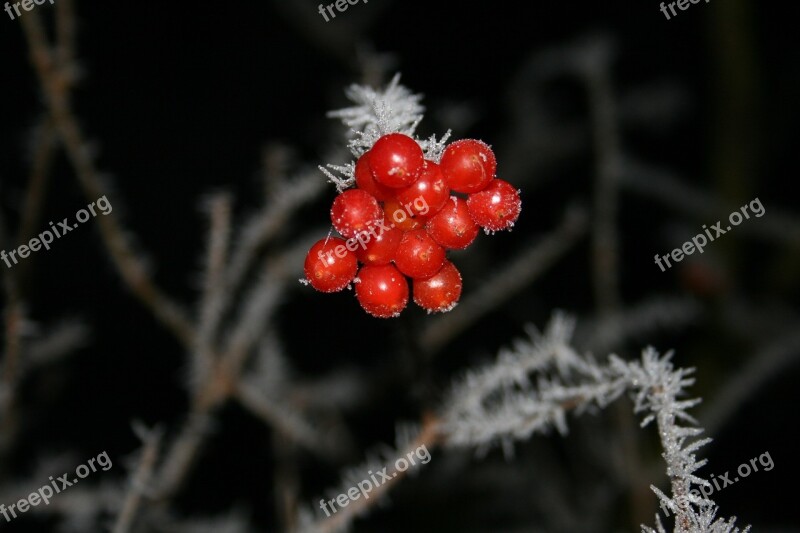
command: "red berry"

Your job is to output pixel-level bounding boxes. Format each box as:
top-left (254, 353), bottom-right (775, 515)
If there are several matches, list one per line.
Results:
top-left (440, 139), bottom-right (496, 194)
top-left (355, 219), bottom-right (402, 265)
top-left (355, 264), bottom-right (409, 318)
top-left (330, 189), bottom-right (382, 239)
top-left (354, 151), bottom-right (394, 201)
top-left (369, 133), bottom-right (424, 188)
top-left (425, 196), bottom-right (479, 249)
top-left (394, 161), bottom-right (449, 219)
top-left (383, 198), bottom-right (423, 231)
top-left (466, 179), bottom-right (521, 232)
top-left (413, 260), bottom-right (462, 313)
top-left (394, 228), bottom-right (446, 279)
top-left (304, 238), bottom-right (358, 293)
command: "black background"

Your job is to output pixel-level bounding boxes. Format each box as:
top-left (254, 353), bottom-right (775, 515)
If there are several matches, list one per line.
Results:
top-left (0, 1), bottom-right (798, 531)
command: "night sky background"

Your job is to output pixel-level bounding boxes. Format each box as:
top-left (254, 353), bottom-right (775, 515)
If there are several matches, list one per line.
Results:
top-left (0, 1), bottom-right (798, 531)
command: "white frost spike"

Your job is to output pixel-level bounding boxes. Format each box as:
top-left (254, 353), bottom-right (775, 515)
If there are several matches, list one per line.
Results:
top-left (439, 314), bottom-right (748, 533)
top-left (328, 73), bottom-right (425, 151)
top-left (321, 74), bottom-right (451, 191)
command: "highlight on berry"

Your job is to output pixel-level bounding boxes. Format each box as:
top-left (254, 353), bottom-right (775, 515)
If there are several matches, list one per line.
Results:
top-left (303, 80), bottom-right (521, 317)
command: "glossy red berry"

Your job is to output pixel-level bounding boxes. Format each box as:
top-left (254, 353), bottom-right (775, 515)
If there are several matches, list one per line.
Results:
top-left (425, 196), bottom-right (479, 249)
top-left (330, 189), bottom-right (382, 239)
top-left (394, 228), bottom-right (446, 279)
top-left (355, 220), bottom-right (402, 265)
top-left (394, 160), bottom-right (449, 219)
top-left (369, 133), bottom-right (424, 188)
top-left (383, 198), bottom-right (423, 231)
top-left (355, 264), bottom-right (409, 318)
top-left (413, 260), bottom-right (462, 313)
top-left (466, 179), bottom-right (521, 232)
top-left (440, 139), bottom-right (496, 194)
top-left (304, 238), bottom-right (358, 293)
top-left (354, 151), bottom-right (394, 202)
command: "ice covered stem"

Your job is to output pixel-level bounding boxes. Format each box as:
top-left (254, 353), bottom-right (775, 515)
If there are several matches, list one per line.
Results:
top-left (437, 314), bottom-right (746, 532)
top-left (630, 349), bottom-right (706, 531)
top-left (630, 350), bottom-right (748, 533)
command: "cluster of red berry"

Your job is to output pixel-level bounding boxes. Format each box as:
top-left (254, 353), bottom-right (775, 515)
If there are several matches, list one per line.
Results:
top-left (304, 133), bottom-right (521, 318)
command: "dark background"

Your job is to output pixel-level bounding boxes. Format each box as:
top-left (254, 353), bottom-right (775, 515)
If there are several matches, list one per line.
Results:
top-left (0, 1), bottom-right (798, 531)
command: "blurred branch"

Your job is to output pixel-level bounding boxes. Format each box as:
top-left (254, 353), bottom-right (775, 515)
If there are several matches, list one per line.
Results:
top-left (113, 424), bottom-right (164, 533)
top-left (0, 214), bottom-right (24, 457)
top-left (20, 11), bottom-right (196, 349)
top-left (622, 159), bottom-right (800, 248)
top-left (24, 318), bottom-right (89, 370)
top-left (575, 296), bottom-right (702, 354)
top-left (582, 39), bottom-right (623, 316)
top-left (297, 415), bottom-right (441, 533)
top-left (420, 206), bottom-right (587, 353)
top-left (192, 193), bottom-right (233, 394)
top-left (234, 381), bottom-right (345, 460)
top-left (701, 325), bottom-right (800, 437)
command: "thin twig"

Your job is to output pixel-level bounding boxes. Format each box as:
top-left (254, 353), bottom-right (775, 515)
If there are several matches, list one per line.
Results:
top-left (20, 11), bottom-right (195, 348)
top-left (113, 425), bottom-right (164, 533)
top-left (16, 118), bottom-right (57, 252)
top-left (420, 206), bottom-right (587, 353)
top-left (621, 159), bottom-right (800, 248)
top-left (0, 215), bottom-right (24, 456)
top-left (584, 41), bottom-right (622, 316)
top-left (234, 381), bottom-right (342, 459)
top-left (152, 412), bottom-right (214, 500)
top-left (273, 432), bottom-right (300, 532)
top-left (220, 170), bottom-right (326, 320)
top-left (307, 415), bottom-right (441, 533)
top-left (55, 0), bottom-right (77, 70)
top-left (192, 194), bottom-right (233, 393)
top-left (701, 326), bottom-right (800, 437)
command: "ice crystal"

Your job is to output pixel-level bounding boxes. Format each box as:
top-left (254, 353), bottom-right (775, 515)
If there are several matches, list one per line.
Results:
top-left (320, 74), bottom-right (451, 191)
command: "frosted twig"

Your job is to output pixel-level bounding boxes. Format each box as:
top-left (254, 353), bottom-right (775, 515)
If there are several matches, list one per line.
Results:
top-left (634, 350), bottom-right (748, 533)
top-left (113, 423), bottom-right (164, 533)
top-left (439, 316), bottom-right (627, 450)
top-left (273, 430), bottom-right (301, 532)
top-left (321, 74), bottom-right (450, 191)
top-left (20, 11), bottom-right (196, 349)
top-left (438, 315), bottom-right (746, 532)
top-left (217, 269), bottom-right (285, 391)
top-left (295, 415), bottom-right (441, 533)
top-left (224, 169), bottom-right (327, 303)
top-left (0, 214), bottom-right (23, 454)
top-left (17, 118), bottom-right (57, 261)
top-left (192, 193), bottom-right (233, 394)
top-left (701, 325), bottom-right (800, 437)
top-left (54, 0), bottom-right (77, 72)
top-left (420, 206), bottom-right (587, 353)
top-left (581, 38), bottom-right (623, 315)
top-left (233, 381), bottom-right (344, 460)
top-left (575, 296), bottom-right (702, 354)
top-left (24, 319), bottom-right (89, 369)
top-left (152, 413), bottom-right (214, 500)
top-left (621, 159), bottom-right (800, 248)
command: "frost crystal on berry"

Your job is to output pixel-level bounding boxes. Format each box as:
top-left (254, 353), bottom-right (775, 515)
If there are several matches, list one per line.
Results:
top-left (320, 74), bottom-right (451, 191)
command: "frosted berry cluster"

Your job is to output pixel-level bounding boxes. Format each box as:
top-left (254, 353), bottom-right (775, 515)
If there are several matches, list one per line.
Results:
top-left (304, 133), bottom-right (521, 318)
